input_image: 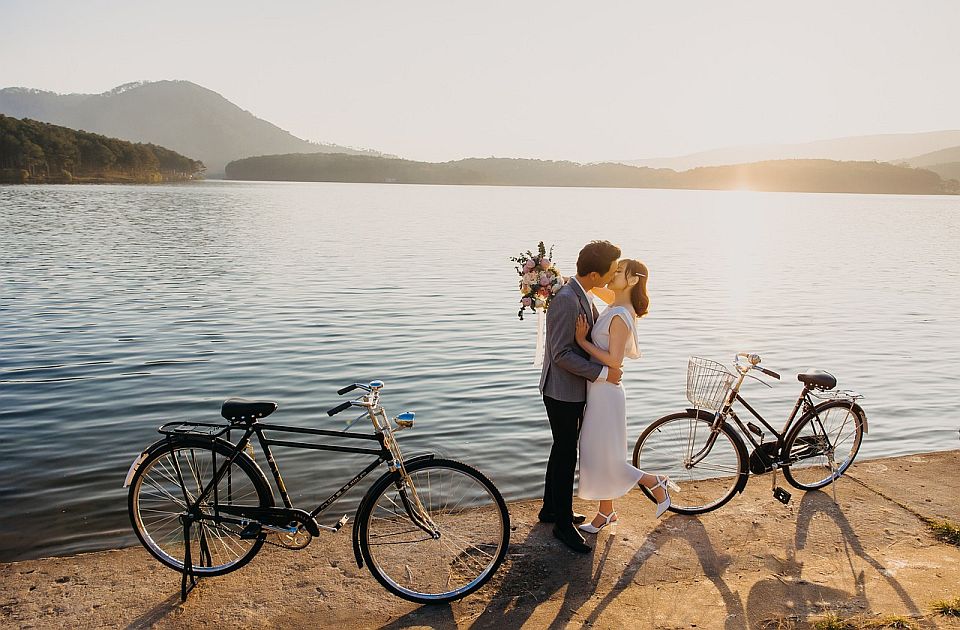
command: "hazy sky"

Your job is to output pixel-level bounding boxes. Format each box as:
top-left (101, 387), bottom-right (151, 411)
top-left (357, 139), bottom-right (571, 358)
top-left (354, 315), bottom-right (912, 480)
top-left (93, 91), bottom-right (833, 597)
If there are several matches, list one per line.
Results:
top-left (2, 0), bottom-right (959, 162)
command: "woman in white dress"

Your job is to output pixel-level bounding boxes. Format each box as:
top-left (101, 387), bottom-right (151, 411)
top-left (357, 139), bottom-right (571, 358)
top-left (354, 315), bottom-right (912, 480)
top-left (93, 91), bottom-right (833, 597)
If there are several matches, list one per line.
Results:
top-left (574, 259), bottom-right (674, 533)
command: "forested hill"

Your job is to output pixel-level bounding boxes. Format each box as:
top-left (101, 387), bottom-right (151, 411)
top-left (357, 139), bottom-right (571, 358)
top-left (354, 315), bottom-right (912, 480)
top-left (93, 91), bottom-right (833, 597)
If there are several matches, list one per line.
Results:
top-left (0, 115), bottom-right (204, 184)
top-left (225, 153), bottom-right (959, 195)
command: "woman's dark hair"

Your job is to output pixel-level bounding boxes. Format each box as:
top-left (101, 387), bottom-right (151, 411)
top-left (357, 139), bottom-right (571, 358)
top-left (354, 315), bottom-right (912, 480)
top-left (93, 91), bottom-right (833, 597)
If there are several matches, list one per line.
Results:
top-left (623, 259), bottom-right (650, 318)
top-left (576, 240), bottom-right (621, 276)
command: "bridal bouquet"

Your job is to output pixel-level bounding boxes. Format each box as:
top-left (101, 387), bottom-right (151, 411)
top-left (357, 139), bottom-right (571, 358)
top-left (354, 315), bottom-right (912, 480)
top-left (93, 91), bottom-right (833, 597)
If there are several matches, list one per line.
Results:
top-left (511, 242), bottom-right (565, 366)
top-left (511, 242), bottom-right (564, 320)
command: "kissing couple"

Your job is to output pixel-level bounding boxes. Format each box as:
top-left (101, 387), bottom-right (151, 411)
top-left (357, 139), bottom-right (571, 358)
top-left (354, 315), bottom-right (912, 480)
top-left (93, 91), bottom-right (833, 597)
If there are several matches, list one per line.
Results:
top-left (538, 240), bottom-right (675, 553)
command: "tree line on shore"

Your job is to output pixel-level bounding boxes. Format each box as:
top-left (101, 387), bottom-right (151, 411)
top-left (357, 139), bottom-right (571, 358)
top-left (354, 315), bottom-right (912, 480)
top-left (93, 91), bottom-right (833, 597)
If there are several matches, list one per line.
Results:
top-left (225, 152), bottom-right (960, 195)
top-left (0, 115), bottom-right (204, 183)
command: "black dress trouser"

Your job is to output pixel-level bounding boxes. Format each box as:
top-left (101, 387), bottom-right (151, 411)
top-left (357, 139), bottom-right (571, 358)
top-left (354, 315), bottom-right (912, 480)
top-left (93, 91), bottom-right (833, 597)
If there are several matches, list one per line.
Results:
top-left (541, 394), bottom-right (586, 527)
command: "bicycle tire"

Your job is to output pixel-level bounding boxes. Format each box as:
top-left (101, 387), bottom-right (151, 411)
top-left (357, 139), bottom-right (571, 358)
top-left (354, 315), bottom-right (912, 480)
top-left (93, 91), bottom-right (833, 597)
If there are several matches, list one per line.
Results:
top-left (357, 458), bottom-right (509, 604)
top-left (632, 410), bottom-right (749, 515)
top-left (782, 400), bottom-right (865, 491)
top-left (128, 436), bottom-right (274, 576)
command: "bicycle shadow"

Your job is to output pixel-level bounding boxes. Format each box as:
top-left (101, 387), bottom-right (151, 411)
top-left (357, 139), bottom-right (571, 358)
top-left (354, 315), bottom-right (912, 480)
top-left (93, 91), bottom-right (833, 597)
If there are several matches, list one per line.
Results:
top-left (578, 515), bottom-right (746, 630)
top-left (379, 521), bottom-right (614, 630)
top-left (743, 489), bottom-right (927, 627)
top-left (124, 592), bottom-right (183, 630)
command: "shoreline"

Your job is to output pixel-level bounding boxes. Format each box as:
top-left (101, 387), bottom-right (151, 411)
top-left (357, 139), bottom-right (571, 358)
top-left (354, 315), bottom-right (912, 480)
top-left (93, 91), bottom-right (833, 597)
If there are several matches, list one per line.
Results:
top-left (2, 449), bottom-right (959, 629)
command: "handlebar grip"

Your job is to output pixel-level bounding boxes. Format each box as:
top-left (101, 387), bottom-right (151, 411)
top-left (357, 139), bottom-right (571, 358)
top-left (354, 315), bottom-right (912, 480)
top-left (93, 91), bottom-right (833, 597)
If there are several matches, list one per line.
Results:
top-left (757, 366), bottom-right (781, 380)
top-left (337, 384), bottom-right (358, 396)
top-left (327, 401), bottom-right (352, 416)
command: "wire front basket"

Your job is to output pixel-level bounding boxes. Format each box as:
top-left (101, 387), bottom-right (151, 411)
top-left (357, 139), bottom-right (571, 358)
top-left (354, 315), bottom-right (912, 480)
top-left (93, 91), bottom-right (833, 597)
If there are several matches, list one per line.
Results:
top-left (686, 357), bottom-right (735, 411)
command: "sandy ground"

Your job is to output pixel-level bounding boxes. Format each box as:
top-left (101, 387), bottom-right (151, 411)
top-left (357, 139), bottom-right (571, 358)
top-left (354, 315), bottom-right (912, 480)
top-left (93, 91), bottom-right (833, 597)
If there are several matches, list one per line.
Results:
top-left (2, 450), bottom-right (959, 629)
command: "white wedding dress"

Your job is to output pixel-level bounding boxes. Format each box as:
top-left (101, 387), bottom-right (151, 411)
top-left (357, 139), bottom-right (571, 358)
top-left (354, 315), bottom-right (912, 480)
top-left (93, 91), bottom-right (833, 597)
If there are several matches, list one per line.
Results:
top-left (578, 305), bottom-right (644, 501)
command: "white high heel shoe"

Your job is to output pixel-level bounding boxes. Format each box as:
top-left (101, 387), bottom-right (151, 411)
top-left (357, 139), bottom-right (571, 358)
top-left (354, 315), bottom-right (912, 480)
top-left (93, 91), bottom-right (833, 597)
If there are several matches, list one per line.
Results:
top-left (651, 475), bottom-right (677, 518)
top-left (578, 510), bottom-right (617, 534)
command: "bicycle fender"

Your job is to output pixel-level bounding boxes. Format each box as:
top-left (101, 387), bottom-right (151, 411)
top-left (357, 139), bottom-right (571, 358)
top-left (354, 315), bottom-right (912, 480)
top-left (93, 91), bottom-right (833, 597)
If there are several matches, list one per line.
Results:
top-left (352, 453), bottom-right (436, 568)
top-left (854, 403), bottom-right (868, 433)
top-left (122, 451), bottom-right (148, 488)
top-left (122, 437), bottom-right (172, 487)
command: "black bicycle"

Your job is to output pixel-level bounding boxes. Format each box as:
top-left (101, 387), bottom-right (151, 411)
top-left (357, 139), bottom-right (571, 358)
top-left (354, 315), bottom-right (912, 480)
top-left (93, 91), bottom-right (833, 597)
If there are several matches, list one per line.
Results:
top-left (123, 380), bottom-right (510, 603)
top-left (632, 353), bottom-right (867, 514)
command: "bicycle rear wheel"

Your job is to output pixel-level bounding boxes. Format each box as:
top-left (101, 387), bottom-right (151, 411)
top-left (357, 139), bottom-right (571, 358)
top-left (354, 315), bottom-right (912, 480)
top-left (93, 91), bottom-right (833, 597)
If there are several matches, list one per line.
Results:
top-left (782, 400), bottom-right (865, 491)
top-left (128, 436), bottom-right (273, 576)
top-left (358, 458), bottom-right (509, 604)
top-left (633, 410), bottom-right (749, 514)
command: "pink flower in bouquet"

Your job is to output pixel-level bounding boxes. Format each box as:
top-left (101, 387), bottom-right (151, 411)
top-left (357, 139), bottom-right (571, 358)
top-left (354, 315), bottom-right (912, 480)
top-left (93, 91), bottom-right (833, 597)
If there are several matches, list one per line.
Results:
top-left (523, 259), bottom-right (535, 272)
top-left (539, 273), bottom-right (552, 286)
top-left (540, 259), bottom-right (551, 269)
top-left (537, 287), bottom-right (551, 298)
top-left (521, 297), bottom-right (532, 307)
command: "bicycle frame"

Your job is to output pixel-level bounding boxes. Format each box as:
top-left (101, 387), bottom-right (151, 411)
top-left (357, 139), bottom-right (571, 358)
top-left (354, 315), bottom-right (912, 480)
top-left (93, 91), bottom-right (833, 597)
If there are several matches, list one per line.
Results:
top-left (711, 362), bottom-right (826, 463)
top-left (154, 388), bottom-right (436, 535)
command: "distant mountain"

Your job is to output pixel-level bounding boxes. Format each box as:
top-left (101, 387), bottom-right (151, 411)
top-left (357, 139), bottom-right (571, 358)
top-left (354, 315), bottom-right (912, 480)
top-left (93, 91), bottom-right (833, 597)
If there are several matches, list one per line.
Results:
top-left (0, 80), bottom-right (382, 175)
top-left (225, 153), bottom-right (958, 195)
top-left (897, 145), bottom-right (960, 183)
top-left (623, 130), bottom-right (960, 171)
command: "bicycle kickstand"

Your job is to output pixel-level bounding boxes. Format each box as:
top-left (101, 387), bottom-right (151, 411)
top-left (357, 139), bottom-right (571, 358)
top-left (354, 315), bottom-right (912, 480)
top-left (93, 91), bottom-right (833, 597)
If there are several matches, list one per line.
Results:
top-left (179, 515), bottom-right (198, 602)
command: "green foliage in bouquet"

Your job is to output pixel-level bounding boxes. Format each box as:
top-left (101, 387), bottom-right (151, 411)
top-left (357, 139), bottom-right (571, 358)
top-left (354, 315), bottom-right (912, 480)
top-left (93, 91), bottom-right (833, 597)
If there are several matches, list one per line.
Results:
top-left (511, 242), bottom-right (565, 320)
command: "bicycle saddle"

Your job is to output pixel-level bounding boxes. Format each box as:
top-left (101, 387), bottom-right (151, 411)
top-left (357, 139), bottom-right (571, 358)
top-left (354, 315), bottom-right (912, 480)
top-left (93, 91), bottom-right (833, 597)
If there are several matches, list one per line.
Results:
top-left (221, 398), bottom-right (278, 422)
top-left (797, 369), bottom-right (836, 390)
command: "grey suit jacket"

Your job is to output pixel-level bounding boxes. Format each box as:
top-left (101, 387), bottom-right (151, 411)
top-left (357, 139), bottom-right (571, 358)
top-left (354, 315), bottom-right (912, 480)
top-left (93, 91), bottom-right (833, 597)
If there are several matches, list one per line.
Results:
top-left (538, 280), bottom-right (604, 402)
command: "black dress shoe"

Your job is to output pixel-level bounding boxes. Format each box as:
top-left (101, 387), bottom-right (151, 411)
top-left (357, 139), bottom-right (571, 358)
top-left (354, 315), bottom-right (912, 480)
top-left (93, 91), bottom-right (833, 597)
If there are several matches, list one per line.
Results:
top-left (538, 510), bottom-right (587, 524)
top-left (552, 524), bottom-right (592, 554)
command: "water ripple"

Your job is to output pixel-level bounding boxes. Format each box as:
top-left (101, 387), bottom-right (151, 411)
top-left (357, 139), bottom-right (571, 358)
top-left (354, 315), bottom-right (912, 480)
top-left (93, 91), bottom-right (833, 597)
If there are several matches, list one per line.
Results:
top-left (1, 182), bottom-right (959, 561)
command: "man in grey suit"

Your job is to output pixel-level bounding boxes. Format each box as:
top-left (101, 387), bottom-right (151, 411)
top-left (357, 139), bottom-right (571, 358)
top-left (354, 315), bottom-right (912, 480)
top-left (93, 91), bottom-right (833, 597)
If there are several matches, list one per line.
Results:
top-left (539, 240), bottom-right (622, 553)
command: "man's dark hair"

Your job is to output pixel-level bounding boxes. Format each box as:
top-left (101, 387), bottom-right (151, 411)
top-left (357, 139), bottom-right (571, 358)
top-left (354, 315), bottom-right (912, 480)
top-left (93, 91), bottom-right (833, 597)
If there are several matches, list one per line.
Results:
top-left (576, 240), bottom-right (621, 276)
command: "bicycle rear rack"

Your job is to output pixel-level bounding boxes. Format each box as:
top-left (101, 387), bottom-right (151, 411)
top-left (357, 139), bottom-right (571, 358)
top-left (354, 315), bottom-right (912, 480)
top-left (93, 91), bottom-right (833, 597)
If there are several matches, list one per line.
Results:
top-left (809, 389), bottom-right (863, 402)
top-left (158, 421), bottom-right (232, 438)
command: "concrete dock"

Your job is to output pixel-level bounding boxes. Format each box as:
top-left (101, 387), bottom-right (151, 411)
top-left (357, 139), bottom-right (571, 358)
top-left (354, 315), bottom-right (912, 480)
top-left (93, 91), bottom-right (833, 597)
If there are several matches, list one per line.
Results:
top-left (2, 450), bottom-right (959, 629)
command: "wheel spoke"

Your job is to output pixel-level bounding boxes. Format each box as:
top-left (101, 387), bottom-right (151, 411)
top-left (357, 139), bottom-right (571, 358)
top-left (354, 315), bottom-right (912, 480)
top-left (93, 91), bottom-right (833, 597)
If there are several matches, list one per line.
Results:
top-left (131, 442), bottom-right (268, 576)
top-left (635, 414), bottom-right (744, 513)
top-left (363, 461), bottom-right (507, 602)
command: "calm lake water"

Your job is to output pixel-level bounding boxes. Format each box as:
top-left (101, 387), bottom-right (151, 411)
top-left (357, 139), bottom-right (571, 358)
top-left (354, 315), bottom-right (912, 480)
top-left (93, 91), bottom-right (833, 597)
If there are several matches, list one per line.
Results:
top-left (1, 181), bottom-right (959, 561)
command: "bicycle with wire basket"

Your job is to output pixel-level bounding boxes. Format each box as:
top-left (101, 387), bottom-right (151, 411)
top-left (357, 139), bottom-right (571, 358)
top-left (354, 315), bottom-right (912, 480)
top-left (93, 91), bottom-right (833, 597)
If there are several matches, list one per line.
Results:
top-left (632, 353), bottom-right (867, 514)
top-left (122, 380), bottom-right (510, 603)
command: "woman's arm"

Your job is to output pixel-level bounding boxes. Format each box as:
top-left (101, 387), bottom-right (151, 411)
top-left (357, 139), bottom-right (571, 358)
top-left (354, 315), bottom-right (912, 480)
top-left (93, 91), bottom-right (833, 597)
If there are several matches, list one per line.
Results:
top-left (575, 314), bottom-right (628, 369)
top-left (591, 286), bottom-right (615, 305)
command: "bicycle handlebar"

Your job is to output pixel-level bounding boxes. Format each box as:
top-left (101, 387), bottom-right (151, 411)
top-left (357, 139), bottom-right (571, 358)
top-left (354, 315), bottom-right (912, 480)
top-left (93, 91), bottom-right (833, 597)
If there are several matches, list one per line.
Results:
top-left (756, 366), bottom-right (781, 380)
top-left (327, 401), bottom-right (353, 416)
top-left (735, 353), bottom-right (780, 380)
top-left (329, 381), bottom-right (384, 416)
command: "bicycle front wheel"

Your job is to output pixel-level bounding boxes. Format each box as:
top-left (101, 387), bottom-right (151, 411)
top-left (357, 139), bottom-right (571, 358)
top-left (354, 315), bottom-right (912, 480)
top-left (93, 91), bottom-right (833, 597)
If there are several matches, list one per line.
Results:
top-left (128, 436), bottom-right (274, 576)
top-left (782, 400), bottom-right (865, 491)
top-left (633, 410), bottom-right (749, 514)
top-left (358, 458), bottom-right (510, 604)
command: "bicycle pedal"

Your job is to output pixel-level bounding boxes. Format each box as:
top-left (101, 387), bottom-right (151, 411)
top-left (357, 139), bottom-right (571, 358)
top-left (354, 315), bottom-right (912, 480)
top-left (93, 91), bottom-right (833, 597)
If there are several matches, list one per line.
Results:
top-left (773, 487), bottom-right (792, 505)
top-left (318, 515), bottom-right (350, 533)
top-left (239, 522), bottom-right (262, 539)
